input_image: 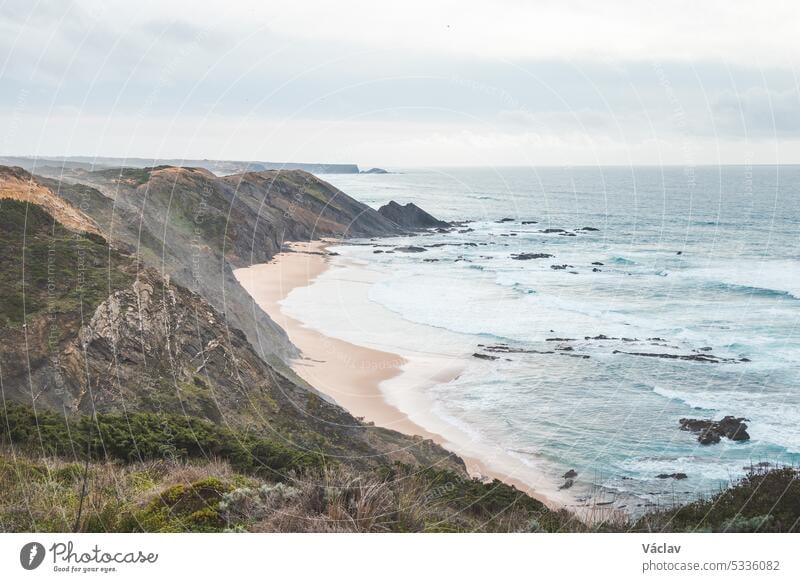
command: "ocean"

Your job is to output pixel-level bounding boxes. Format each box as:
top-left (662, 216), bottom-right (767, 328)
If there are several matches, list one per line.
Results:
top-left (286, 166), bottom-right (800, 512)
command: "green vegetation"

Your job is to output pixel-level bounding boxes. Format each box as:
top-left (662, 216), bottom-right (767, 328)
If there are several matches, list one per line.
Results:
top-left (0, 402), bottom-right (322, 478)
top-left (0, 199), bottom-right (133, 328)
top-left (632, 467), bottom-right (800, 532)
top-left (1, 405), bottom-right (798, 533)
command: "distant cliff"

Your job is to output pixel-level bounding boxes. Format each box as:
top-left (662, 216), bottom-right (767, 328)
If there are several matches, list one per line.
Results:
top-left (0, 155), bottom-right (360, 176)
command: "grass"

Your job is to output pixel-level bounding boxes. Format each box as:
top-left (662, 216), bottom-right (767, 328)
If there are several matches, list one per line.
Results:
top-left (1, 408), bottom-right (798, 533)
top-left (0, 453), bottom-right (553, 533)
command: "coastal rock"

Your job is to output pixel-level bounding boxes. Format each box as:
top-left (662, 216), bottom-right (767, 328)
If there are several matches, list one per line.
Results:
top-left (656, 473), bottom-right (688, 480)
top-left (542, 228), bottom-right (566, 234)
top-left (496, 217), bottom-right (514, 223)
top-left (361, 167), bottom-right (389, 174)
top-left (563, 469), bottom-right (578, 479)
top-left (377, 200), bottom-right (449, 229)
top-left (394, 245), bottom-right (427, 253)
top-left (472, 352), bottom-right (499, 361)
top-left (511, 252), bottom-right (554, 260)
top-left (482, 344), bottom-right (555, 355)
top-left (559, 478), bottom-right (574, 490)
top-left (679, 416), bottom-right (750, 444)
top-left (613, 350), bottom-right (735, 363)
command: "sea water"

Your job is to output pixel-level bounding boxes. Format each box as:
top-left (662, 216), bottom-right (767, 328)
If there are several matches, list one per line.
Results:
top-left (287, 166), bottom-right (800, 512)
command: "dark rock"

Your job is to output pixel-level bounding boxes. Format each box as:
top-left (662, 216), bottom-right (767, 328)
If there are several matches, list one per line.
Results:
top-left (613, 350), bottom-right (736, 363)
top-left (580, 227), bottom-right (600, 231)
top-left (361, 167), bottom-right (389, 174)
top-left (394, 245), bottom-right (427, 253)
top-left (377, 200), bottom-right (449, 229)
top-left (559, 478), bottom-right (574, 490)
top-left (511, 252), bottom-right (554, 260)
top-left (472, 353), bottom-right (499, 361)
top-left (591, 261), bottom-right (604, 266)
top-left (522, 220), bottom-right (538, 224)
top-left (656, 473), bottom-right (688, 480)
top-left (679, 416), bottom-right (750, 444)
top-left (496, 217), bottom-right (515, 223)
top-left (592, 268), bottom-right (602, 272)
top-left (563, 469), bottom-right (578, 479)
top-left (542, 228), bottom-right (566, 234)
top-left (550, 264), bottom-right (568, 270)
top-left (483, 345), bottom-right (554, 355)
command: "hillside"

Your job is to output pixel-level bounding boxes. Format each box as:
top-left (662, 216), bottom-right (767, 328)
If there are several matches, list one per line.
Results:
top-left (34, 165), bottom-right (402, 363)
top-left (2, 165), bottom-right (800, 533)
top-left (0, 173), bottom-right (460, 475)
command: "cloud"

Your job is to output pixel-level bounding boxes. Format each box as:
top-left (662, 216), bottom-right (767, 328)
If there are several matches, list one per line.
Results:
top-left (1, 0), bottom-right (799, 165)
top-left (713, 87), bottom-right (800, 137)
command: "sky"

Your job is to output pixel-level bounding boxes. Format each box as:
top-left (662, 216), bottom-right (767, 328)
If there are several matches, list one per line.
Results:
top-left (1, 0), bottom-right (799, 167)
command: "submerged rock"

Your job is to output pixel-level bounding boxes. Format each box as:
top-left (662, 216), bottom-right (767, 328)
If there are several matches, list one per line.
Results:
top-left (613, 350), bottom-right (735, 363)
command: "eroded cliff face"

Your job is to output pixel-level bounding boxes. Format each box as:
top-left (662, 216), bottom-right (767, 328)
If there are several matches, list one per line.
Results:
top-left (38, 165), bottom-right (405, 362)
top-left (0, 169), bottom-right (464, 474)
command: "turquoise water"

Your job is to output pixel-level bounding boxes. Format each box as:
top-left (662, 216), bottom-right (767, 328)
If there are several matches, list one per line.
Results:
top-left (317, 166), bottom-right (800, 510)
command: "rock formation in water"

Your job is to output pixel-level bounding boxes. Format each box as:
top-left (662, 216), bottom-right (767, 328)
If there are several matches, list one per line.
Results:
top-left (377, 200), bottom-right (449, 229)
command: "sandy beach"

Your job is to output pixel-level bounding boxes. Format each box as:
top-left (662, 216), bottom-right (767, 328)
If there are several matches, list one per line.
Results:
top-left (234, 241), bottom-right (452, 440)
top-left (234, 240), bottom-right (575, 512)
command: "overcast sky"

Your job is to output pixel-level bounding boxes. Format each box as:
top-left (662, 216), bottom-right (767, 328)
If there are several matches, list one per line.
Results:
top-left (1, 0), bottom-right (799, 166)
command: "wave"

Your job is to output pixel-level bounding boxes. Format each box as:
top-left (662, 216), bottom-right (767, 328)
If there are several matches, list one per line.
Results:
top-left (703, 281), bottom-right (798, 300)
top-left (688, 260), bottom-right (800, 300)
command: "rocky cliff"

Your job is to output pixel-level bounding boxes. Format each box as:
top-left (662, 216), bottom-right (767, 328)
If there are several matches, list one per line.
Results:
top-left (0, 166), bottom-right (463, 473)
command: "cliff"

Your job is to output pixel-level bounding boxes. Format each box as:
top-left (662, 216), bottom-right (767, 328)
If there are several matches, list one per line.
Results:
top-left (0, 167), bottom-right (462, 474)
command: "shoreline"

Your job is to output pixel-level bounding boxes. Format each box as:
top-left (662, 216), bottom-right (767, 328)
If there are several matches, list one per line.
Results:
top-left (234, 240), bottom-right (564, 511)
